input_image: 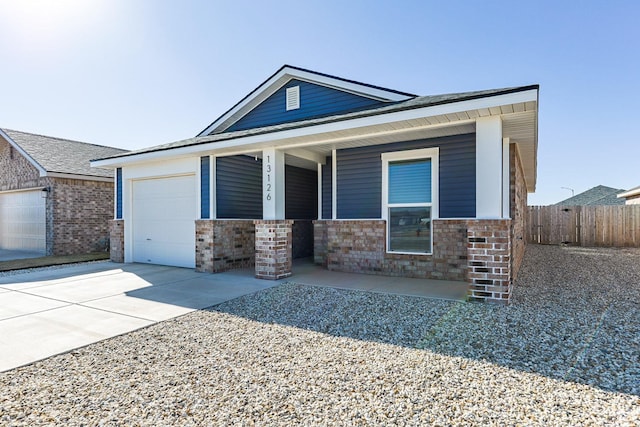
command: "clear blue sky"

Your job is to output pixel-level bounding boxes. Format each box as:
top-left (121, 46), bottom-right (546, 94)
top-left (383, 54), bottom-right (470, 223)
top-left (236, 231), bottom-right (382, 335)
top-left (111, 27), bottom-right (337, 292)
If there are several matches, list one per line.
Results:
top-left (1, 0), bottom-right (638, 205)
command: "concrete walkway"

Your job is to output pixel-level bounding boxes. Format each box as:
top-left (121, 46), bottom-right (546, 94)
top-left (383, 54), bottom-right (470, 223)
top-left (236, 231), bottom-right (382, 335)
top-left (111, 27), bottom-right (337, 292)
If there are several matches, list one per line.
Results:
top-left (0, 260), bottom-right (467, 372)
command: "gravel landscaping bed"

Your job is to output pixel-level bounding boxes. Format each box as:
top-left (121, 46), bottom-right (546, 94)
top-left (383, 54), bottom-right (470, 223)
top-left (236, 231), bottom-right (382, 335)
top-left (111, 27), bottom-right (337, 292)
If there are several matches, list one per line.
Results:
top-left (1, 244), bottom-right (639, 425)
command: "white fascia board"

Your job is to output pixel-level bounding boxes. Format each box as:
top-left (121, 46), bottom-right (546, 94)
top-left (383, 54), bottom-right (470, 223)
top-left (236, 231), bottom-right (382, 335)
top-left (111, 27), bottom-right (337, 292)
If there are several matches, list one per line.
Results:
top-left (284, 68), bottom-right (412, 101)
top-left (94, 89), bottom-right (538, 168)
top-left (198, 66), bottom-right (414, 136)
top-left (0, 129), bottom-right (47, 176)
top-left (47, 172), bottom-right (114, 182)
top-left (617, 187), bottom-right (640, 198)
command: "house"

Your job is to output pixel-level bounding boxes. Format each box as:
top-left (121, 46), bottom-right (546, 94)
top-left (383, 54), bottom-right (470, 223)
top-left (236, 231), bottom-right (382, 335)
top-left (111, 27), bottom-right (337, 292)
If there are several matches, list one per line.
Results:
top-left (92, 65), bottom-right (539, 303)
top-left (617, 186), bottom-right (640, 205)
top-left (555, 185), bottom-right (625, 206)
top-left (0, 129), bottom-right (127, 255)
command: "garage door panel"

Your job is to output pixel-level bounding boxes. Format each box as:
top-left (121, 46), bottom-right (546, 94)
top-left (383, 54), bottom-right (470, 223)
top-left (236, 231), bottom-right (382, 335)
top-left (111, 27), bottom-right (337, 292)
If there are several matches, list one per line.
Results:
top-left (0, 190), bottom-right (46, 252)
top-left (131, 175), bottom-right (196, 268)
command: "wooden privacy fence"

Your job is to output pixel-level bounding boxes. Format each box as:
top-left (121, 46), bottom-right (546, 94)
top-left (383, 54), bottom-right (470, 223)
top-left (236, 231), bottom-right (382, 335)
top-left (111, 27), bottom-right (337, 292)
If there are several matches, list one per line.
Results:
top-left (527, 205), bottom-right (640, 247)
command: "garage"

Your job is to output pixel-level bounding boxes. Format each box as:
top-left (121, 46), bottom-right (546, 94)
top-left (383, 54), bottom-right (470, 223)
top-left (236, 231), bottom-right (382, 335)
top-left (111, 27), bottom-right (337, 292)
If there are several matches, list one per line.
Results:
top-left (131, 175), bottom-right (196, 268)
top-left (0, 189), bottom-right (46, 253)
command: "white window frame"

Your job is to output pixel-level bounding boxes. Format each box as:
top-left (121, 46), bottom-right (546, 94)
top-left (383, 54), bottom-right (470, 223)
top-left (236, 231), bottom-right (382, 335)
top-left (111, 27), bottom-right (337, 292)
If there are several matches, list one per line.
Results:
top-left (381, 147), bottom-right (439, 255)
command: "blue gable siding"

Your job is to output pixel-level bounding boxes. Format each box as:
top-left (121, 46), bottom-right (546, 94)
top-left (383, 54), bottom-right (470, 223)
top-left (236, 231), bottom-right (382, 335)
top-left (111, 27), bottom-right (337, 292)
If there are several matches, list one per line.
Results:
top-left (200, 156), bottom-right (210, 219)
top-left (322, 156), bottom-right (332, 219)
top-left (285, 165), bottom-right (317, 219)
top-left (216, 155), bottom-right (262, 219)
top-left (337, 133), bottom-right (476, 219)
top-left (226, 79), bottom-right (384, 132)
top-left (116, 167), bottom-right (122, 219)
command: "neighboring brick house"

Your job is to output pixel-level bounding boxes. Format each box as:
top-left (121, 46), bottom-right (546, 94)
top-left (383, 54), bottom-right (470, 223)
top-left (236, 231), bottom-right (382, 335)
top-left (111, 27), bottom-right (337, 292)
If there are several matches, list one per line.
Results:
top-left (93, 65), bottom-right (539, 303)
top-left (617, 186), bottom-right (640, 205)
top-left (0, 129), bottom-right (127, 255)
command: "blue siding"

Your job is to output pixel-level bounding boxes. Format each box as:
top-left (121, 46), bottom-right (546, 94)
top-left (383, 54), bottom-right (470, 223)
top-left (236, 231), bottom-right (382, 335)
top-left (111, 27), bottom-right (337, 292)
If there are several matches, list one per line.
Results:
top-left (200, 156), bottom-right (210, 219)
top-left (337, 133), bottom-right (476, 219)
top-left (322, 156), bottom-right (332, 219)
top-left (226, 79), bottom-right (384, 132)
top-left (216, 155), bottom-right (262, 219)
top-left (116, 167), bottom-right (122, 219)
top-left (285, 165), bottom-right (317, 219)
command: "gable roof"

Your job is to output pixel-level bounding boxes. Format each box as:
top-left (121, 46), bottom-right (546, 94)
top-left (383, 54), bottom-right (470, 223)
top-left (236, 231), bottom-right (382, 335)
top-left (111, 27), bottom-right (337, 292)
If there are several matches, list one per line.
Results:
top-left (0, 128), bottom-right (127, 180)
top-left (198, 65), bottom-right (416, 136)
top-left (555, 185), bottom-right (626, 206)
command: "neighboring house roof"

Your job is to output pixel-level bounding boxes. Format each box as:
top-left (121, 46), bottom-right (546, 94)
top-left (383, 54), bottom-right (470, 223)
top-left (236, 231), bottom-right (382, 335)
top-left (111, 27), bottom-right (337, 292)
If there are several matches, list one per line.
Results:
top-left (0, 128), bottom-right (127, 180)
top-left (555, 185), bottom-right (626, 206)
top-left (617, 185), bottom-right (640, 200)
top-left (93, 65), bottom-right (539, 191)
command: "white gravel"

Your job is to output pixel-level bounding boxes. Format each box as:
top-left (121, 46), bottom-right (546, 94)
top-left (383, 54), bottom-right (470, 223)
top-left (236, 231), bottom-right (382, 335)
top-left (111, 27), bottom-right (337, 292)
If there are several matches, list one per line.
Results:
top-left (1, 244), bottom-right (639, 426)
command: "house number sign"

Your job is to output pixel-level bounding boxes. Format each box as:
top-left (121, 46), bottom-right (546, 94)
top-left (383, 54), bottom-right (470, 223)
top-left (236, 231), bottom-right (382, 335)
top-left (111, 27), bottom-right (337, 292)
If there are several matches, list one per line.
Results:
top-left (265, 154), bottom-right (272, 201)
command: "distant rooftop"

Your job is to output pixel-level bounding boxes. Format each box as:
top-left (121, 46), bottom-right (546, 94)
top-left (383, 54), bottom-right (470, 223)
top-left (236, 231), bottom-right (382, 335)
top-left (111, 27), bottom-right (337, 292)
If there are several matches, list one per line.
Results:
top-left (555, 185), bottom-right (626, 206)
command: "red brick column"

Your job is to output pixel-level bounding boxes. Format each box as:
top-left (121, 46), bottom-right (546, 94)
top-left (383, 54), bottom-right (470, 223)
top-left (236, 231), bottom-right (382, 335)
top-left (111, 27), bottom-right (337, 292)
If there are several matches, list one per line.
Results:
top-left (466, 219), bottom-right (512, 303)
top-left (254, 220), bottom-right (293, 280)
top-left (109, 219), bottom-right (124, 263)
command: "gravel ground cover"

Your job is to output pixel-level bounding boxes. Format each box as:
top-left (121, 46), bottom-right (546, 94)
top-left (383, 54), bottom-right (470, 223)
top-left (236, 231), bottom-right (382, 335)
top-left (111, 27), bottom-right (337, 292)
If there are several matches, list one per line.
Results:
top-left (1, 244), bottom-right (639, 426)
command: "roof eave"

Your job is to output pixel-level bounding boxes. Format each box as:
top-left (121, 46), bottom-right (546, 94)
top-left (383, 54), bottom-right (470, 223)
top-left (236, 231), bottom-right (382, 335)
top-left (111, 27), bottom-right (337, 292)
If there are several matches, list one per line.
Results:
top-left (92, 87), bottom-right (538, 171)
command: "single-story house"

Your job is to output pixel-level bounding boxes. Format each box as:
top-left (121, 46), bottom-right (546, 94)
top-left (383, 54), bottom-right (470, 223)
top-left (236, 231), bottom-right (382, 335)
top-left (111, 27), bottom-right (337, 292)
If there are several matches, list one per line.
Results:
top-left (0, 129), bottom-right (127, 255)
top-left (617, 186), bottom-right (640, 205)
top-left (555, 185), bottom-right (626, 206)
top-left (92, 65), bottom-right (539, 303)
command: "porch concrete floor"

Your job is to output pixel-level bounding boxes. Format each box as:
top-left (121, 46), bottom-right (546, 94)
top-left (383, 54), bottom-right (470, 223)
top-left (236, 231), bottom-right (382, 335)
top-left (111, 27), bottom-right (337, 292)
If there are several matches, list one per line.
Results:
top-left (286, 257), bottom-right (469, 301)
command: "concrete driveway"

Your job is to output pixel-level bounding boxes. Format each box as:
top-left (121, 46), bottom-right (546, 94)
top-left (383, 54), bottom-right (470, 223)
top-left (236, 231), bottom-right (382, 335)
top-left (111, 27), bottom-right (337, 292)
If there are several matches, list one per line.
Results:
top-left (0, 262), bottom-right (281, 372)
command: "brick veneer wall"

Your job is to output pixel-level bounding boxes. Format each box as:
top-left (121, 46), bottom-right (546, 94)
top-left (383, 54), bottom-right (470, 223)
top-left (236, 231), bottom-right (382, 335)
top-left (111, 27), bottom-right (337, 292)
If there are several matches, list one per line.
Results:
top-left (510, 144), bottom-right (527, 279)
top-left (314, 218), bottom-right (514, 303)
top-left (49, 177), bottom-right (114, 255)
top-left (195, 220), bottom-right (255, 273)
top-left (313, 221), bottom-right (328, 266)
top-left (109, 220), bottom-right (124, 262)
top-left (0, 138), bottom-right (48, 191)
top-left (254, 220), bottom-right (292, 280)
top-left (466, 219), bottom-right (512, 303)
top-left (313, 219), bottom-right (467, 281)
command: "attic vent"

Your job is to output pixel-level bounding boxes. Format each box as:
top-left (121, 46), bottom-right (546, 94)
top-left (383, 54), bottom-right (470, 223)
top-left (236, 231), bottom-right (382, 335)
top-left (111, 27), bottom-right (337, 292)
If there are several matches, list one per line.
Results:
top-left (286, 86), bottom-right (300, 111)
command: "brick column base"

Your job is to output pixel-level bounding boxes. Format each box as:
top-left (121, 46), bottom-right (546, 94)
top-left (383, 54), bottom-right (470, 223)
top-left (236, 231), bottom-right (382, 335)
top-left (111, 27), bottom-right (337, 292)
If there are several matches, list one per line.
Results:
top-left (466, 219), bottom-right (512, 303)
top-left (109, 220), bottom-right (124, 263)
top-left (254, 220), bottom-right (293, 280)
top-left (195, 220), bottom-right (255, 273)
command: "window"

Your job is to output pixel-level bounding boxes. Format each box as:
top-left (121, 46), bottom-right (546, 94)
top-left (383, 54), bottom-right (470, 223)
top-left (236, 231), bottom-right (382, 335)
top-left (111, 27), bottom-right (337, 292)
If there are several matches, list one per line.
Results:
top-left (382, 148), bottom-right (438, 254)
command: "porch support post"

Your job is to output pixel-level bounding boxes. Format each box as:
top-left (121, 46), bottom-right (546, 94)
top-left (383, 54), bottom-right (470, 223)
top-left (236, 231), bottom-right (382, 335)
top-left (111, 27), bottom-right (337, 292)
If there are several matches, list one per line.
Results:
top-left (262, 147), bottom-right (285, 220)
top-left (476, 116), bottom-right (503, 218)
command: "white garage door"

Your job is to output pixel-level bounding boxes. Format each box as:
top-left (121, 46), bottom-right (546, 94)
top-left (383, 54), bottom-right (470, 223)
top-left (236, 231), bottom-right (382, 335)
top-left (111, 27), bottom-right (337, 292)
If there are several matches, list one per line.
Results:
top-left (0, 190), bottom-right (46, 252)
top-left (131, 175), bottom-right (196, 268)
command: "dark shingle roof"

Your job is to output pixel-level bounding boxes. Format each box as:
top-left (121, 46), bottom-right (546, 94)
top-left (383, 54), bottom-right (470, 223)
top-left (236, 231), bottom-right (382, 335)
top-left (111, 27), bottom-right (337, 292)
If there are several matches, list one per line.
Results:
top-left (96, 84), bottom-right (538, 162)
top-left (1, 129), bottom-right (127, 178)
top-left (555, 185), bottom-right (626, 206)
